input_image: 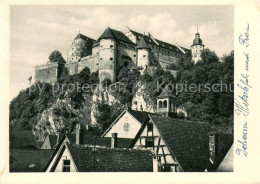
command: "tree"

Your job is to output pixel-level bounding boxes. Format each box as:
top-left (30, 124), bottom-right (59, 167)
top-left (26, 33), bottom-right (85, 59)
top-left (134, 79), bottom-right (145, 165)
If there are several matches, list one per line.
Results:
top-left (49, 50), bottom-right (66, 64)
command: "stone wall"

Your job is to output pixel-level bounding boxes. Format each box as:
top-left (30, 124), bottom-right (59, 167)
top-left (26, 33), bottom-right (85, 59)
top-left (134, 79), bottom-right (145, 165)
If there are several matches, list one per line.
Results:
top-left (34, 63), bottom-right (58, 84)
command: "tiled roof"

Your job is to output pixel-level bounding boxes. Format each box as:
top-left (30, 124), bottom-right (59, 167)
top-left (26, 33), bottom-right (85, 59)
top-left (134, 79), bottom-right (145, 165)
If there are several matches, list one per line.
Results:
top-left (66, 133), bottom-right (134, 148)
top-left (67, 143), bottom-right (154, 172)
top-left (75, 33), bottom-right (96, 43)
top-left (137, 37), bottom-right (150, 49)
top-left (149, 115), bottom-right (233, 171)
top-left (130, 29), bottom-right (191, 55)
top-left (10, 130), bottom-right (39, 149)
top-left (10, 149), bottom-right (54, 172)
top-left (128, 110), bottom-right (153, 124)
top-left (99, 27), bottom-right (135, 45)
top-left (157, 84), bottom-right (176, 99)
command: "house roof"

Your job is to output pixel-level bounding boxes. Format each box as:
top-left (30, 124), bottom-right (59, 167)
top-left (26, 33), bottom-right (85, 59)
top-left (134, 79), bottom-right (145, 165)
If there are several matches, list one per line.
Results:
top-left (129, 29), bottom-right (191, 55)
top-left (10, 149), bottom-right (54, 172)
top-left (66, 134), bottom-right (133, 149)
top-left (148, 115), bottom-right (233, 171)
top-left (99, 27), bottom-right (135, 45)
top-left (128, 110), bottom-right (153, 124)
top-left (157, 84), bottom-right (176, 99)
top-left (66, 143), bottom-right (154, 172)
top-left (9, 130), bottom-right (39, 149)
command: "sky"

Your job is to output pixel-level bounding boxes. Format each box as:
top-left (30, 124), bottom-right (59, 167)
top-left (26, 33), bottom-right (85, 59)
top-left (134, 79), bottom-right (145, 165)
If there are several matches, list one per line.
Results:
top-left (10, 5), bottom-right (234, 100)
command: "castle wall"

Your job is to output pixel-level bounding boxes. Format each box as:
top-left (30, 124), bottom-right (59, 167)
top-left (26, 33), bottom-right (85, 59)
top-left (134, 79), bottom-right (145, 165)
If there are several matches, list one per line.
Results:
top-left (117, 45), bottom-right (137, 68)
top-left (34, 63), bottom-right (58, 84)
top-left (99, 39), bottom-right (116, 82)
top-left (192, 44), bottom-right (204, 63)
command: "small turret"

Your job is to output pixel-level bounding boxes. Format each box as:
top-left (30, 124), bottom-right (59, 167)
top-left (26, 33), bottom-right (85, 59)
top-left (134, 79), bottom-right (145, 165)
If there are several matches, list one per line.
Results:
top-left (191, 26), bottom-right (204, 63)
top-left (157, 84), bottom-right (176, 117)
top-left (137, 37), bottom-right (150, 72)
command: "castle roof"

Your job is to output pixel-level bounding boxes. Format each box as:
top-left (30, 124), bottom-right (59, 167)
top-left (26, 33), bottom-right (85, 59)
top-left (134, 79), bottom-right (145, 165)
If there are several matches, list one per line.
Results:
top-left (74, 34), bottom-right (96, 43)
top-left (99, 27), bottom-right (135, 45)
top-left (157, 84), bottom-right (176, 99)
top-left (191, 32), bottom-right (204, 47)
top-left (129, 29), bottom-right (191, 55)
top-left (137, 37), bottom-right (150, 49)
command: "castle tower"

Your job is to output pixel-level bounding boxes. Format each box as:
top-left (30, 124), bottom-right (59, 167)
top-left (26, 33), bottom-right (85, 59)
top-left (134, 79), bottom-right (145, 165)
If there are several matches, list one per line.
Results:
top-left (137, 37), bottom-right (150, 72)
top-left (98, 27), bottom-right (117, 83)
top-left (191, 27), bottom-right (204, 63)
top-left (157, 84), bottom-right (176, 117)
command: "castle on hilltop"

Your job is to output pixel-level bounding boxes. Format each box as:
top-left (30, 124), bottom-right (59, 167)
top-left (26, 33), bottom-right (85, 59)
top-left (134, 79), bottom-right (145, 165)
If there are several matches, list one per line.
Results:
top-left (33, 26), bottom-right (204, 84)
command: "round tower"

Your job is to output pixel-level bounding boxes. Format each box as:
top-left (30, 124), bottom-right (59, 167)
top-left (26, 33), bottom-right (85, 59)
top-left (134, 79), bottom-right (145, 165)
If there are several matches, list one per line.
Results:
top-left (137, 37), bottom-right (150, 70)
top-left (98, 27), bottom-right (117, 83)
top-left (191, 27), bottom-right (204, 63)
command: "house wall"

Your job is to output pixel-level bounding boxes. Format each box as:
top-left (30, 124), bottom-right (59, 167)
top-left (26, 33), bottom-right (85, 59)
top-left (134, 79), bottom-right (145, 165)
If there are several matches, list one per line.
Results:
top-left (216, 144), bottom-right (233, 172)
top-left (53, 146), bottom-right (77, 172)
top-left (133, 119), bottom-right (180, 172)
top-left (131, 91), bottom-right (155, 113)
top-left (103, 111), bottom-right (142, 139)
top-left (41, 136), bottom-right (51, 149)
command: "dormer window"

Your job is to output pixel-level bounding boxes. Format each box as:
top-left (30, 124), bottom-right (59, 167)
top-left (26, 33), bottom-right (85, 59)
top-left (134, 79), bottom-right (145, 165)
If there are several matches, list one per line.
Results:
top-left (62, 160), bottom-right (70, 172)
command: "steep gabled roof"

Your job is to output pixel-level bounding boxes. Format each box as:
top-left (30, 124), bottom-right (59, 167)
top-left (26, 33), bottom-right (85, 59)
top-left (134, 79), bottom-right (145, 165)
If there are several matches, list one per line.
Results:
top-left (75, 33), bottom-right (96, 43)
top-left (128, 110), bottom-right (153, 124)
top-left (99, 27), bottom-right (135, 45)
top-left (66, 143), bottom-right (154, 172)
top-left (137, 37), bottom-right (150, 49)
top-left (129, 29), bottom-right (191, 55)
top-left (10, 149), bottom-right (54, 172)
top-left (157, 84), bottom-right (176, 99)
top-left (148, 115), bottom-right (233, 171)
top-left (9, 130), bottom-right (39, 149)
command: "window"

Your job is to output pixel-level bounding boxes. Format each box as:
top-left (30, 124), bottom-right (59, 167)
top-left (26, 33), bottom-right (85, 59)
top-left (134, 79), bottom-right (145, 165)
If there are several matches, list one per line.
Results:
top-left (163, 100), bottom-right (167, 108)
top-left (110, 58), bottom-right (113, 61)
top-left (110, 45), bottom-right (113, 48)
top-left (159, 101), bottom-right (162, 108)
top-left (143, 55), bottom-right (146, 58)
top-left (147, 123), bottom-right (153, 132)
top-left (100, 58), bottom-right (103, 60)
top-left (62, 160), bottom-right (70, 172)
top-left (134, 55), bottom-right (136, 57)
top-left (145, 137), bottom-right (154, 147)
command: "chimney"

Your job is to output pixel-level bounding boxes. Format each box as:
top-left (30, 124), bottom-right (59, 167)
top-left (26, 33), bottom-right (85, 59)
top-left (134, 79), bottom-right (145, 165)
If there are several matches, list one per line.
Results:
top-left (209, 132), bottom-right (218, 164)
top-left (153, 156), bottom-right (161, 172)
top-left (76, 124), bottom-right (84, 145)
top-left (148, 32), bottom-right (151, 37)
top-left (111, 133), bottom-right (118, 148)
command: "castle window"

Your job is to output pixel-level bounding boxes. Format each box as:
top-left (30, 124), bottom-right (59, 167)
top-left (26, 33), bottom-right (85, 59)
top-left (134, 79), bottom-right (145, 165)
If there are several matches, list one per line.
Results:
top-left (134, 55), bottom-right (136, 57)
top-left (72, 48), bottom-right (74, 50)
top-left (72, 58), bottom-right (73, 60)
top-left (110, 45), bottom-right (113, 48)
top-left (100, 58), bottom-right (102, 60)
top-left (72, 53), bottom-right (74, 56)
top-left (96, 52), bottom-right (99, 55)
top-left (110, 58), bottom-right (113, 61)
top-left (62, 160), bottom-right (70, 172)
top-left (143, 55), bottom-right (146, 58)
